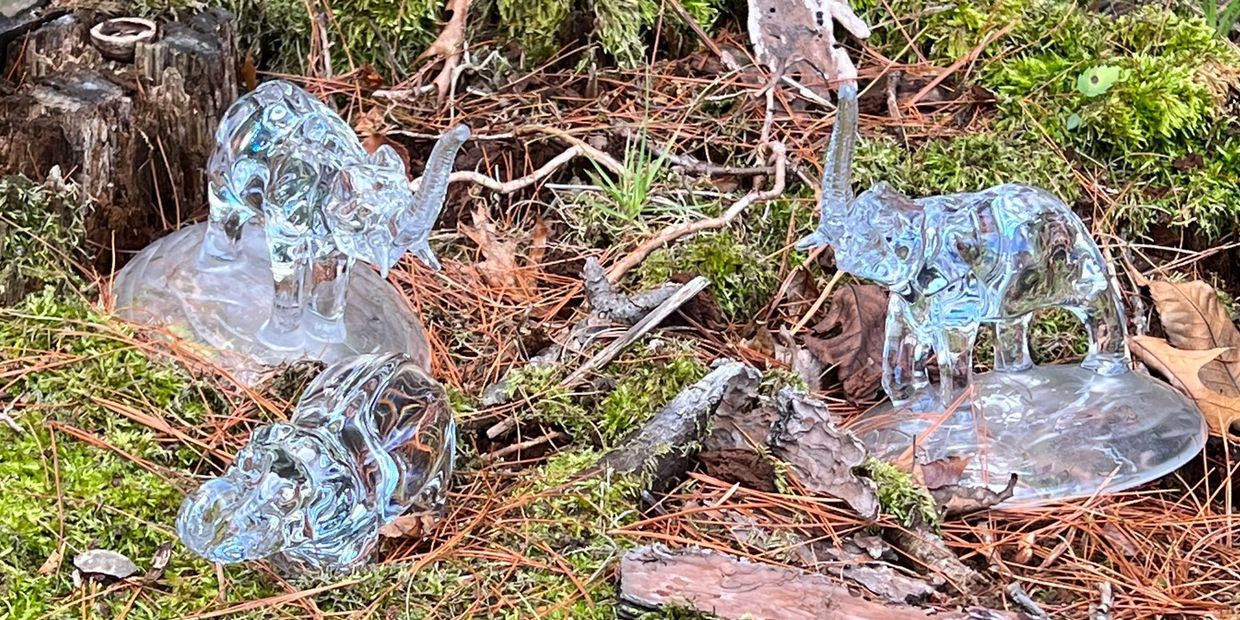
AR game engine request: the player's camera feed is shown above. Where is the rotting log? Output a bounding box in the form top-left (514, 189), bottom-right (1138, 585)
top-left (589, 360), bottom-right (761, 488)
top-left (0, 6), bottom-right (237, 268)
top-left (618, 544), bottom-right (1027, 620)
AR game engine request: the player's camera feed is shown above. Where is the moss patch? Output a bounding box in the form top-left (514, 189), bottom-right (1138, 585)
top-left (0, 289), bottom-right (277, 618)
top-left (638, 232), bottom-right (779, 323)
top-left (0, 175), bottom-right (87, 306)
top-left (504, 339), bottom-right (709, 447)
top-left (856, 0), bottom-right (1240, 237)
top-left (862, 457), bottom-right (939, 528)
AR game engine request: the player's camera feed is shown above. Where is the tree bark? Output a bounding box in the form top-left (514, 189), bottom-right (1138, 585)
top-left (0, 6), bottom-right (237, 269)
top-left (618, 544), bottom-right (1027, 620)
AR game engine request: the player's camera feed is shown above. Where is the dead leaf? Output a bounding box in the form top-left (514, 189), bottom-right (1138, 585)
top-left (929, 473), bottom-right (1018, 517)
top-left (768, 389), bottom-right (879, 519)
top-left (460, 206), bottom-right (533, 300)
top-left (141, 543), bottom-right (172, 584)
top-left (1130, 335), bottom-right (1240, 439)
top-left (803, 284), bottom-right (887, 402)
top-left (913, 456), bottom-right (970, 490)
top-left (528, 215), bottom-right (550, 267)
top-left (1098, 522), bottom-right (1138, 558)
top-left (1013, 532), bottom-right (1036, 565)
top-left (361, 134), bottom-right (412, 174)
top-left (37, 544), bottom-right (63, 576)
top-left (747, 0), bottom-right (870, 99)
top-left (1148, 279), bottom-right (1240, 397)
top-left (379, 513), bottom-right (433, 539)
top-left (240, 50), bottom-right (257, 92)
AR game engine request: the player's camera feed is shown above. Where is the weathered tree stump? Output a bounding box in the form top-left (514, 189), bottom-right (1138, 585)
top-left (0, 3), bottom-right (237, 269)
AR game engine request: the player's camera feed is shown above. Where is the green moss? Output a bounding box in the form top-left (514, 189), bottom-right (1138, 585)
top-left (504, 341), bottom-right (708, 446)
top-left (0, 290), bottom-right (277, 618)
top-left (193, 0), bottom-right (442, 77)
top-left (856, 0), bottom-right (1240, 237)
top-left (638, 232), bottom-right (779, 323)
top-left (862, 458), bottom-right (939, 528)
top-left (853, 132), bottom-right (1080, 202)
top-left (0, 175), bottom-right (87, 306)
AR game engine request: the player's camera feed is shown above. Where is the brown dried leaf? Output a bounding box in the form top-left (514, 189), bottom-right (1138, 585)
top-left (747, 0), bottom-right (870, 98)
top-left (141, 543), bottom-right (172, 584)
top-left (240, 50), bottom-right (258, 93)
top-left (36, 544), bottom-right (63, 576)
top-left (361, 134), bottom-right (412, 173)
top-left (379, 513), bottom-right (432, 539)
top-left (929, 473), bottom-right (1018, 517)
top-left (460, 207), bottom-right (532, 300)
top-left (1148, 279), bottom-right (1240, 397)
top-left (528, 215), bottom-right (550, 267)
top-left (1130, 335), bottom-right (1240, 439)
top-left (768, 389), bottom-right (879, 519)
top-left (804, 284), bottom-right (887, 402)
top-left (913, 455), bottom-right (970, 490)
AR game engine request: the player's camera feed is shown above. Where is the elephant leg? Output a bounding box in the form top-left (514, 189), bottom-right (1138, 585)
top-left (303, 253), bottom-right (353, 342)
top-left (257, 239), bottom-right (306, 351)
top-left (1072, 289), bottom-right (1129, 376)
top-left (199, 197), bottom-right (253, 266)
top-left (883, 296), bottom-right (930, 404)
top-left (934, 324), bottom-right (979, 406)
top-left (993, 314), bottom-right (1033, 372)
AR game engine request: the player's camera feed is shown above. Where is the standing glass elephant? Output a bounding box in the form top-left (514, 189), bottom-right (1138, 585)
top-left (201, 80), bottom-right (469, 350)
top-left (797, 82), bottom-right (1129, 406)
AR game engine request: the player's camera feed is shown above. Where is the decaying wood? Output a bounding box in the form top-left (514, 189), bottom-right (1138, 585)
top-left (768, 388), bottom-right (880, 519)
top-left (590, 360), bottom-right (761, 486)
top-left (581, 257), bottom-right (681, 324)
top-left (0, 8), bottom-right (237, 267)
top-left (482, 262), bottom-right (708, 437)
top-left (890, 525), bottom-right (987, 593)
top-left (618, 544), bottom-right (1026, 620)
top-left (562, 276), bottom-right (709, 388)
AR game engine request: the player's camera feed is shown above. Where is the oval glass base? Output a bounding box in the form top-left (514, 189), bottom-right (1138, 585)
top-left (849, 365), bottom-right (1207, 508)
top-left (111, 223), bottom-right (430, 386)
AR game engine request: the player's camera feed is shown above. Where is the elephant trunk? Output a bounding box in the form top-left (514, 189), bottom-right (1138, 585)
top-left (797, 81), bottom-right (859, 251)
top-left (404, 123), bottom-right (471, 269)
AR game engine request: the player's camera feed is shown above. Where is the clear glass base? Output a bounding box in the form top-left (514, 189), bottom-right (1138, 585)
top-left (111, 223), bottom-right (430, 386)
top-left (849, 365), bottom-right (1207, 508)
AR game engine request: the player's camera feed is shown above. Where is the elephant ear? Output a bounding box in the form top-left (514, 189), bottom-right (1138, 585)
top-left (367, 144), bottom-right (406, 172)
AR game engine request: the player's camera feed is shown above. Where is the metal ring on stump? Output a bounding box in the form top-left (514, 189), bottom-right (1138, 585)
top-left (89, 17), bottom-right (157, 62)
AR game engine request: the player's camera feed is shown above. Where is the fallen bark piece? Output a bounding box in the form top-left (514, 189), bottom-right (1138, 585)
top-left (890, 526), bottom-right (987, 593)
top-left (842, 564), bottom-right (937, 604)
top-left (593, 360), bottom-right (761, 486)
top-left (618, 544), bottom-right (1025, 620)
top-left (700, 448), bottom-right (777, 492)
top-left (931, 473), bottom-right (1019, 518)
top-left (768, 388), bottom-right (879, 519)
top-left (582, 257), bottom-right (680, 324)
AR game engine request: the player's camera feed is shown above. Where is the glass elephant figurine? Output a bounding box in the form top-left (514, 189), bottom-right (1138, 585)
top-left (797, 82), bottom-right (1129, 406)
top-left (201, 80), bottom-right (469, 350)
top-left (177, 353), bottom-right (456, 573)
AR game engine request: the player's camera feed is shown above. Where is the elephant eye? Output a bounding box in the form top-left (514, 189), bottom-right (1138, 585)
top-left (895, 246), bottom-right (910, 260)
